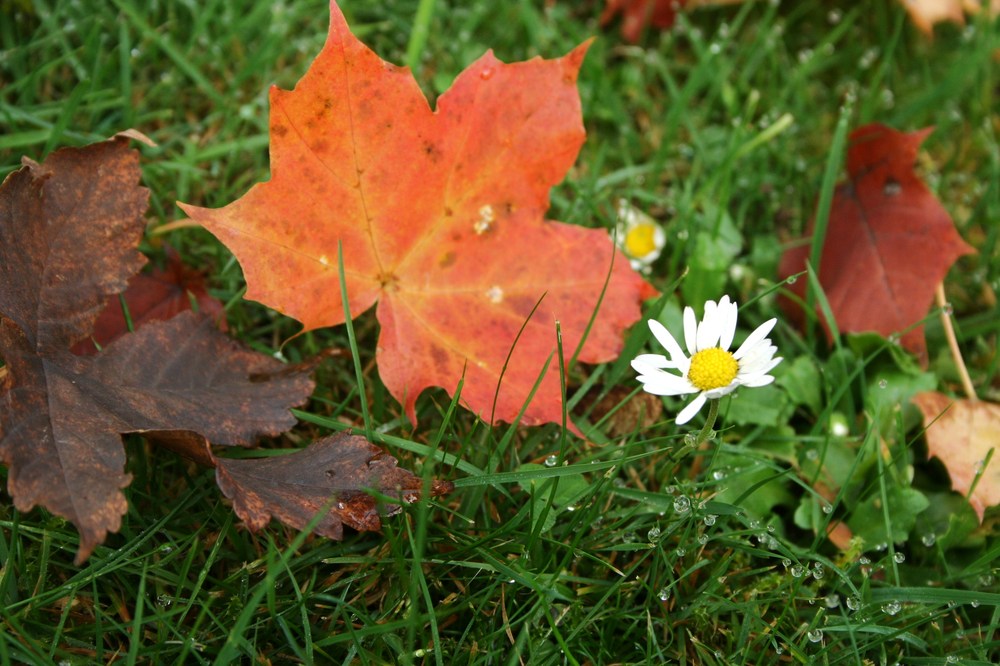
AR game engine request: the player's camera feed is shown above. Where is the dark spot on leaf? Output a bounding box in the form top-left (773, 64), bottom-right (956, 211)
top-left (438, 251), bottom-right (456, 268)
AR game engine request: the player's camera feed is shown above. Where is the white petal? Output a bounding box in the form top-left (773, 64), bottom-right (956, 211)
top-left (683, 306), bottom-right (697, 355)
top-left (676, 393), bottom-right (708, 425)
top-left (733, 318), bottom-right (777, 360)
top-left (631, 354), bottom-right (672, 373)
top-left (718, 297), bottom-right (738, 351)
top-left (638, 373), bottom-right (699, 396)
top-left (647, 320), bottom-right (688, 368)
top-left (697, 300), bottom-right (719, 350)
top-left (740, 373), bottom-right (776, 388)
top-left (705, 381), bottom-right (739, 399)
top-left (737, 344), bottom-right (777, 374)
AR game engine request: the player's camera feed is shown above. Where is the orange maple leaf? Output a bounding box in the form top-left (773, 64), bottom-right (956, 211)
top-left (180, 1), bottom-right (652, 429)
top-left (899, 0), bottom-right (1000, 36)
top-left (913, 392), bottom-right (1000, 522)
top-left (779, 124), bottom-right (974, 364)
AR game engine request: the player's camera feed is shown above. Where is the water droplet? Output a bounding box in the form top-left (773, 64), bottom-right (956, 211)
top-left (160, 544), bottom-right (173, 553)
top-left (781, 558), bottom-right (792, 569)
top-left (847, 596), bottom-right (862, 611)
top-left (859, 556), bottom-right (871, 565)
top-left (647, 526), bottom-right (662, 542)
top-left (878, 379), bottom-right (888, 389)
top-left (673, 495), bottom-right (691, 514)
top-left (479, 67), bottom-right (494, 80)
top-left (943, 302), bottom-right (954, 315)
top-left (786, 275), bottom-right (797, 285)
top-left (822, 503), bottom-right (833, 514)
top-left (774, 645), bottom-right (783, 655)
top-left (157, 594), bottom-right (173, 607)
top-left (882, 600), bottom-right (901, 616)
top-left (676, 547), bottom-right (687, 557)
top-left (812, 563), bottom-right (825, 580)
top-left (565, 505), bottom-right (577, 512)
top-left (827, 9), bottom-right (842, 23)
top-left (946, 656), bottom-right (959, 664)
top-left (485, 285), bottom-right (504, 304)
top-left (657, 587), bottom-right (670, 602)
top-left (544, 454), bottom-right (558, 468)
top-left (971, 599), bottom-right (980, 608)
top-left (875, 542), bottom-right (888, 552)
top-left (805, 449), bottom-right (819, 461)
top-left (703, 514), bottom-right (717, 526)
top-left (474, 204), bottom-right (495, 234)
top-left (806, 629), bottom-right (823, 643)
top-left (825, 594), bottom-right (841, 608)
top-left (921, 533), bottom-right (937, 547)
top-left (708, 42), bottom-right (722, 55)
top-left (893, 552), bottom-right (906, 564)
top-left (766, 524), bottom-right (775, 533)
top-left (698, 534), bottom-right (709, 545)
top-left (790, 565), bottom-right (806, 578)
top-left (683, 433), bottom-right (698, 446)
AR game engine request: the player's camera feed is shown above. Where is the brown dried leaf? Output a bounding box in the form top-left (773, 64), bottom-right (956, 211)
top-left (159, 431), bottom-right (454, 539)
top-left (0, 138), bottom-right (314, 563)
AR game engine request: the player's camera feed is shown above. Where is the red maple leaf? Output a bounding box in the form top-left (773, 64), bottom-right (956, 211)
top-left (779, 124), bottom-right (974, 363)
top-left (180, 1), bottom-right (652, 429)
top-left (71, 248), bottom-right (225, 355)
top-left (600, 0), bottom-right (688, 42)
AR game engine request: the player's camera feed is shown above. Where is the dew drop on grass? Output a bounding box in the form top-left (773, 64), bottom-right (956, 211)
top-left (859, 556), bottom-right (871, 565)
top-left (822, 503), bottom-right (833, 514)
top-left (673, 495), bottom-right (691, 514)
top-left (704, 514), bottom-right (717, 526)
top-left (825, 594), bottom-right (840, 608)
top-left (790, 564), bottom-right (806, 578)
top-left (922, 533), bottom-right (937, 547)
top-left (698, 534), bottom-right (709, 545)
top-left (878, 379), bottom-right (888, 389)
top-left (806, 629), bottom-right (823, 643)
top-left (893, 552), bottom-right (906, 564)
top-left (847, 596), bottom-right (862, 611)
top-left (647, 526), bottom-right (662, 542)
top-left (827, 9), bottom-right (842, 23)
top-left (658, 587), bottom-right (670, 602)
top-left (544, 454), bottom-right (558, 467)
top-left (882, 600), bottom-right (902, 616)
top-left (812, 563), bottom-right (825, 580)
top-left (970, 600), bottom-right (980, 608)
top-left (782, 558), bottom-right (792, 569)
top-left (675, 547), bottom-right (687, 557)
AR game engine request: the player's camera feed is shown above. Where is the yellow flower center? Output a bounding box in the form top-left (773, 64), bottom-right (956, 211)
top-left (687, 347), bottom-right (738, 391)
top-left (624, 223), bottom-right (658, 258)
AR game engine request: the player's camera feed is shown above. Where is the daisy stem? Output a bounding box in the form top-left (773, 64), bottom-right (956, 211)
top-left (687, 399), bottom-right (720, 479)
top-left (697, 399), bottom-right (720, 445)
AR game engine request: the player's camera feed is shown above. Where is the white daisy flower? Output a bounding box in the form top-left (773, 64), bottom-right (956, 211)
top-left (613, 198), bottom-right (666, 270)
top-left (632, 295), bottom-right (783, 425)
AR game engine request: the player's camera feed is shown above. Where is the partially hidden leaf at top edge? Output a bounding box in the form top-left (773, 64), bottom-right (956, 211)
top-left (180, 0), bottom-right (654, 430)
top-left (779, 124), bottom-right (974, 365)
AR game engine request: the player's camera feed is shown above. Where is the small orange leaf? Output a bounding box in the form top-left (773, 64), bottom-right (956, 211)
top-left (913, 391), bottom-right (1000, 522)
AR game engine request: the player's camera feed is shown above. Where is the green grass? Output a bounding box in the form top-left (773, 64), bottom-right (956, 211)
top-left (2, 0), bottom-right (1000, 663)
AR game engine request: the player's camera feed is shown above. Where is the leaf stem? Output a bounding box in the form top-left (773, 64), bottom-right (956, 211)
top-left (935, 283), bottom-right (976, 401)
